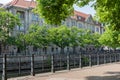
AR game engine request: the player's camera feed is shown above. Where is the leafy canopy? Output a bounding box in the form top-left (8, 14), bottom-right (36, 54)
top-left (35, 0), bottom-right (75, 25)
top-left (48, 25), bottom-right (71, 48)
top-left (78, 0), bottom-right (120, 31)
top-left (24, 25), bottom-right (50, 48)
top-left (36, 0), bottom-right (120, 31)
top-left (99, 27), bottom-right (120, 48)
top-left (0, 8), bottom-right (20, 42)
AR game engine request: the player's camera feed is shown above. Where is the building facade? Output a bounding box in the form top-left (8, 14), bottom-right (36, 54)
top-left (2, 0), bottom-right (104, 54)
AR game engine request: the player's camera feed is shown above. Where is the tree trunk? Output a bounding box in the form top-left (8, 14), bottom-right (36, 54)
top-left (60, 47), bottom-right (64, 54)
top-left (73, 46), bottom-right (76, 54)
top-left (44, 47), bottom-right (47, 54)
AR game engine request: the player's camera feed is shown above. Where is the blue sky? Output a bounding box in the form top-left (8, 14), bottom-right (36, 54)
top-left (0, 0), bottom-right (95, 16)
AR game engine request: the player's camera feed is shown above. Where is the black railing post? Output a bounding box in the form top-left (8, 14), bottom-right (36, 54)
top-left (42, 55), bottom-right (44, 71)
top-left (60, 54), bottom-right (62, 69)
top-left (67, 53), bottom-right (70, 70)
top-left (31, 54), bottom-right (35, 76)
top-left (104, 54), bottom-right (106, 64)
top-left (110, 54), bottom-right (112, 63)
top-left (89, 55), bottom-right (92, 67)
top-left (18, 56), bottom-right (21, 75)
top-left (51, 53), bottom-right (55, 73)
top-left (115, 53), bottom-right (117, 62)
top-left (119, 53), bottom-right (120, 62)
top-left (97, 54), bottom-right (99, 65)
top-left (74, 54), bottom-right (76, 68)
top-left (79, 53), bottom-right (82, 68)
top-left (2, 54), bottom-right (7, 80)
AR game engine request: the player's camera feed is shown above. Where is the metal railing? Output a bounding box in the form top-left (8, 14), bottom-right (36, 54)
top-left (0, 50), bottom-right (120, 80)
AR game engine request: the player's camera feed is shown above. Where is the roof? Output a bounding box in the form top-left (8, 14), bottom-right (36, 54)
top-left (74, 10), bottom-right (90, 19)
top-left (73, 10), bottom-right (101, 26)
top-left (71, 10), bottom-right (90, 22)
top-left (5, 0), bottom-right (101, 26)
top-left (6, 0), bottom-right (36, 9)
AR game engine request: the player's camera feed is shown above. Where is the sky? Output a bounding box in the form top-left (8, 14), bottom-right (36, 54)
top-left (0, 0), bottom-right (96, 16)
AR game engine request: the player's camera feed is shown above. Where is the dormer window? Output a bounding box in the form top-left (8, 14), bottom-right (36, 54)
top-left (17, 11), bottom-right (25, 19)
top-left (77, 16), bottom-right (82, 20)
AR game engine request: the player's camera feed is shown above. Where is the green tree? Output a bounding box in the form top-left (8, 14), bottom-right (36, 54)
top-left (70, 27), bottom-right (85, 53)
top-left (99, 27), bottom-right (120, 49)
top-left (35, 0), bottom-right (75, 25)
top-left (24, 25), bottom-right (50, 54)
top-left (91, 33), bottom-right (101, 48)
top-left (82, 30), bottom-right (101, 50)
top-left (36, 0), bottom-right (120, 31)
top-left (83, 30), bottom-right (92, 45)
top-left (49, 25), bottom-right (71, 54)
top-left (78, 0), bottom-right (120, 31)
top-left (6, 33), bottom-right (26, 53)
top-left (0, 8), bottom-right (20, 53)
top-left (0, 8), bottom-right (20, 41)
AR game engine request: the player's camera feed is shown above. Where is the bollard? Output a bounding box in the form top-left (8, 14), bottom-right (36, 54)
top-left (2, 54), bottom-right (7, 80)
top-left (31, 54), bottom-right (35, 76)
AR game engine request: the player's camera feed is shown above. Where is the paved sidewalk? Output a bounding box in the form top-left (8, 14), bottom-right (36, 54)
top-left (8, 63), bottom-right (120, 80)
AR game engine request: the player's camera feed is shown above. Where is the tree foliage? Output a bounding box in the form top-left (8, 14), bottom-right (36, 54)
top-left (6, 33), bottom-right (26, 51)
top-left (24, 25), bottom-right (50, 48)
top-left (99, 27), bottom-right (120, 48)
top-left (36, 0), bottom-right (120, 31)
top-left (49, 25), bottom-right (71, 53)
top-left (82, 30), bottom-right (101, 48)
top-left (24, 24), bottom-right (101, 53)
top-left (0, 8), bottom-right (20, 42)
top-left (69, 27), bottom-right (84, 47)
top-left (78, 0), bottom-right (120, 31)
top-left (35, 0), bottom-right (75, 25)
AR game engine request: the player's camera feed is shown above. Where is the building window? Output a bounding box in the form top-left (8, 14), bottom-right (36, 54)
top-left (32, 13), bottom-right (39, 21)
top-left (77, 16), bottom-right (82, 20)
top-left (71, 21), bottom-right (76, 26)
top-left (17, 11), bottom-right (25, 19)
top-left (33, 46), bottom-right (37, 52)
top-left (51, 47), bottom-right (54, 52)
top-left (66, 21), bottom-right (70, 27)
top-left (16, 23), bottom-right (24, 31)
top-left (43, 47), bottom-right (47, 52)
top-left (91, 26), bottom-right (95, 31)
top-left (78, 23), bottom-right (82, 28)
top-left (56, 47), bottom-right (58, 52)
top-left (96, 27), bottom-right (99, 32)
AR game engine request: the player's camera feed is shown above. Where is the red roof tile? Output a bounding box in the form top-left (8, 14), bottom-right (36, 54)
top-left (72, 10), bottom-right (90, 22)
top-left (74, 10), bottom-right (90, 19)
top-left (7, 0), bottom-right (36, 8)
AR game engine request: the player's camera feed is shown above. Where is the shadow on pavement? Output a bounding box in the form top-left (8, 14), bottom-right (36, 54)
top-left (86, 72), bottom-right (120, 80)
